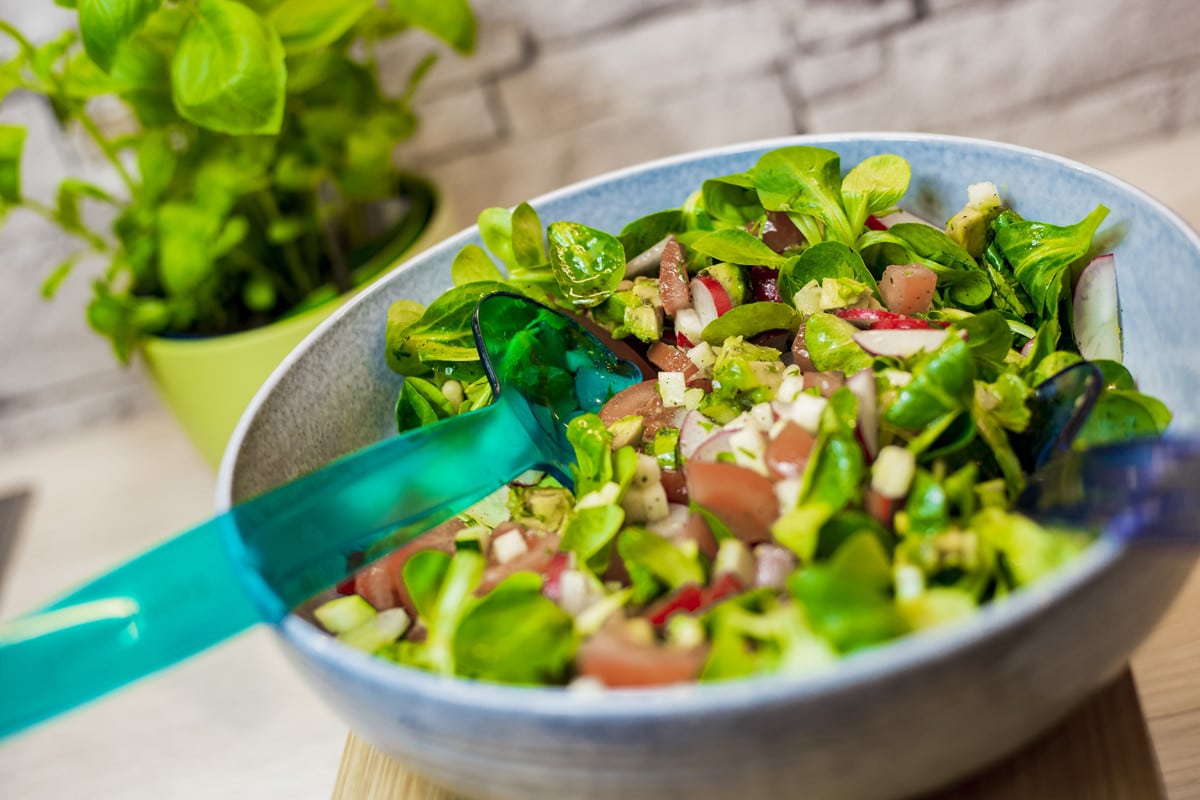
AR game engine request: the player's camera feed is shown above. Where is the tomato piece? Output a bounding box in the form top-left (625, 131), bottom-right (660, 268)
top-left (354, 519), bottom-right (461, 614)
top-left (685, 461), bottom-right (778, 545)
top-left (765, 421), bottom-right (816, 480)
top-left (658, 236), bottom-right (691, 315)
top-left (879, 263), bottom-right (938, 316)
top-left (577, 621), bottom-right (709, 687)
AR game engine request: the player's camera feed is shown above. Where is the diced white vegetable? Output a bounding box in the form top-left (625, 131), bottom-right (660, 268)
top-left (682, 387), bottom-right (705, 410)
top-left (773, 392), bottom-right (827, 433)
top-left (623, 482), bottom-right (670, 523)
top-left (966, 181), bottom-right (1001, 209)
top-left (1072, 253), bottom-right (1122, 361)
top-left (750, 402), bottom-right (776, 430)
top-left (775, 477), bottom-right (802, 514)
top-left (647, 503), bottom-right (692, 540)
top-left (657, 371), bottom-right (688, 408)
top-left (686, 340), bottom-right (717, 371)
top-left (776, 374), bottom-right (808, 404)
top-left (666, 615), bottom-right (706, 649)
top-left (894, 565), bottom-right (926, 601)
top-left (491, 529), bottom-right (529, 565)
top-left (632, 453), bottom-right (662, 489)
top-left (871, 445), bottom-right (916, 499)
top-left (576, 481), bottom-right (622, 509)
top-left (558, 569), bottom-right (598, 616)
top-left (713, 538), bottom-right (755, 585)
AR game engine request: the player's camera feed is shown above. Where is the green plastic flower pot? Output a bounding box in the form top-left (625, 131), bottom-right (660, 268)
top-left (142, 183), bottom-right (455, 469)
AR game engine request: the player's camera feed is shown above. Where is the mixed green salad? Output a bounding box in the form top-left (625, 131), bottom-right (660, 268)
top-left (313, 146), bottom-right (1170, 688)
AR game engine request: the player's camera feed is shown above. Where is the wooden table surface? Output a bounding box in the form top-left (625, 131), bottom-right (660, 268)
top-left (330, 130), bottom-right (1200, 800)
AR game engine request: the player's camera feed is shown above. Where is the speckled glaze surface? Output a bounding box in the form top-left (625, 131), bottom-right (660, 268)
top-left (217, 134), bottom-right (1200, 800)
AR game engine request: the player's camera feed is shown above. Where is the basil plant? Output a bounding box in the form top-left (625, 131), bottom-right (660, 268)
top-left (0, 0), bottom-right (475, 360)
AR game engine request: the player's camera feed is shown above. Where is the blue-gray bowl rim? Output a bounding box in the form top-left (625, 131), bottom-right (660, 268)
top-left (216, 130), bottom-right (1200, 720)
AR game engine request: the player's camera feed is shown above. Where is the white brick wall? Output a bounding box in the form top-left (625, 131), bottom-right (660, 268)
top-left (1, 0), bottom-right (1198, 448)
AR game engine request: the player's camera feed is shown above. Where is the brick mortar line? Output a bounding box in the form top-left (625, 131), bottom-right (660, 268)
top-left (941, 56), bottom-right (1198, 135)
top-left (525, 0), bottom-right (758, 51)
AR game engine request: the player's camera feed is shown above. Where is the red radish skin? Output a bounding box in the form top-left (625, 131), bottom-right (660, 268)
top-left (879, 263), bottom-right (938, 316)
top-left (542, 552), bottom-right (573, 602)
top-left (765, 421), bottom-right (816, 480)
top-left (645, 573), bottom-right (746, 626)
top-left (853, 328), bottom-right (950, 359)
top-left (686, 461), bottom-right (779, 545)
top-left (834, 307), bottom-right (947, 330)
top-left (865, 215), bottom-right (888, 231)
top-left (689, 429), bottom-right (736, 464)
top-left (690, 275), bottom-right (733, 327)
top-left (645, 585), bottom-right (706, 626)
top-left (659, 237), bottom-right (691, 316)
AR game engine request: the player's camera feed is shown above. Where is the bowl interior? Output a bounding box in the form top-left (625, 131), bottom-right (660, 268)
top-left (217, 132), bottom-right (1200, 710)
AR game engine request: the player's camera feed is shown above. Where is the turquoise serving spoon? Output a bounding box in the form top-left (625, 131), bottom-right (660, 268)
top-left (0, 292), bottom-right (642, 739)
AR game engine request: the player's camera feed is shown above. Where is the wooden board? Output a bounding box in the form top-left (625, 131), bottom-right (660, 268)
top-left (332, 669), bottom-right (1163, 800)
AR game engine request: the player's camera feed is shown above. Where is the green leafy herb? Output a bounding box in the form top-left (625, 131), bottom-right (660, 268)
top-left (547, 221), bottom-right (626, 308)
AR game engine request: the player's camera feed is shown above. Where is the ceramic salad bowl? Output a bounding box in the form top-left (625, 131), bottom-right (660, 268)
top-left (216, 134), bottom-right (1200, 800)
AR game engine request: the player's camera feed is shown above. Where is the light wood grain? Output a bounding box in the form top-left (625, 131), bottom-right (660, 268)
top-left (331, 671), bottom-right (1164, 800)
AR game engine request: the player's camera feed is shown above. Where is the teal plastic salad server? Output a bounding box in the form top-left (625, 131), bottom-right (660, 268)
top-left (0, 292), bottom-right (642, 739)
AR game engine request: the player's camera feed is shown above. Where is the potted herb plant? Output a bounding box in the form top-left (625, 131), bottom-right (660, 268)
top-left (0, 0), bottom-right (474, 466)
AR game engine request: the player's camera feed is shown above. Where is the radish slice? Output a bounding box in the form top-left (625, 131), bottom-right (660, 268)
top-left (674, 308), bottom-right (704, 347)
top-left (690, 429), bottom-right (735, 463)
top-left (833, 307), bottom-right (945, 330)
top-left (853, 328), bottom-right (950, 358)
top-left (847, 368), bottom-right (878, 459)
top-left (678, 410), bottom-right (720, 460)
top-left (870, 209), bottom-right (940, 229)
top-left (1072, 253), bottom-right (1122, 361)
top-left (690, 275), bottom-right (732, 328)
